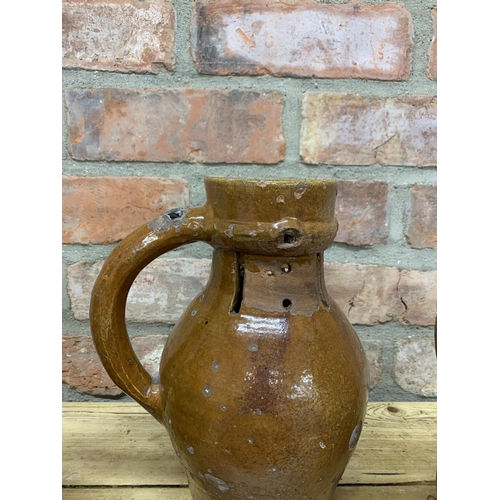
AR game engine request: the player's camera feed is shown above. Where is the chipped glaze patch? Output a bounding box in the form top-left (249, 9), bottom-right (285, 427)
top-left (147, 208), bottom-right (187, 233)
top-left (205, 473), bottom-right (229, 492)
top-left (349, 421), bottom-right (362, 450)
top-left (294, 182), bottom-right (307, 199)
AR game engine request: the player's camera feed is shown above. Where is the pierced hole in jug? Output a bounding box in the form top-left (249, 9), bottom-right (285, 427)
top-left (166, 208), bottom-right (184, 220)
top-left (279, 228), bottom-right (300, 248)
top-left (283, 232), bottom-right (296, 244)
top-left (281, 263), bottom-right (291, 273)
top-left (282, 299), bottom-right (292, 309)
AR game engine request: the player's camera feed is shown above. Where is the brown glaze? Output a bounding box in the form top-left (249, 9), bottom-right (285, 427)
top-left (91, 178), bottom-right (369, 499)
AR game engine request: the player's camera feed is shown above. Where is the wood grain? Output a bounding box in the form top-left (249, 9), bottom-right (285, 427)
top-left (62, 484), bottom-right (437, 500)
top-left (63, 402), bottom-right (436, 489)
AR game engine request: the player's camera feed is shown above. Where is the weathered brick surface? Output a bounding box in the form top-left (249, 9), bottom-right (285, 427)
top-left (63, 336), bottom-right (120, 396)
top-left (335, 180), bottom-right (390, 246)
top-left (392, 337), bottom-right (437, 397)
top-left (324, 263), bottom-right (404, 325)
top-left (301, 93), bottom-right (437, 166)
top-left (405, 184), bottom-right (437, 249)
top-left (65, 88), bottom-right (285, 163)
top-left (62, 335), bottom-right (167, 397)
top-left (362, 339), bottom-right (383, 389)
top-left (62, 0), bottom-right (175, 74)
top-left (63, 335), bottom-right (382, 395)
top-left (67, 258), bottom-right (212, 322)
top-left (192, 0), bottom-right (413, 80)
top-left (426, 8), bottom-right (437, 80)
top-left (68, 258), bottom-right (435, 327)
top-left (62, 176), bottom-right (189, 244)
top-left (399, 270), bottom-right (437, 327)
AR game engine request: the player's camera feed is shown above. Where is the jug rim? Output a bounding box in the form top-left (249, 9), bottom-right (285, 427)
top-left (204, 177), bottom-right (337, 187)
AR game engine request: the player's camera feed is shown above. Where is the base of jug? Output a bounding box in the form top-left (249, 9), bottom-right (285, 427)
top-left (186, 471), bottom-right (341, 500)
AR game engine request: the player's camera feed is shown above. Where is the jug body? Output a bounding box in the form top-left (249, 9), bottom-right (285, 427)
top-left (90, 178), bottom-right (369, 500)
top-left (162, 249), bottom-right (368, 499)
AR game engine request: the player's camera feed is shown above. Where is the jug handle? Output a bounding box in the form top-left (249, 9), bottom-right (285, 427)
top-left (90, 206), bottom-right (211, 424)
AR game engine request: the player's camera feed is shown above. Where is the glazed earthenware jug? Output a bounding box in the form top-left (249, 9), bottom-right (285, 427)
top-left (91, 177), bottom-right (369, 500)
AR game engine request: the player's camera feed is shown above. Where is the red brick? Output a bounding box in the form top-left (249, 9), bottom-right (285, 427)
top-left (392, 337), bottom-right (436, 397)
top-left (398, 270), bottom-right (437, 327)
top-left (405, 185), bottom-right (437, 249)
top-left (62, 0), bottom-right (175, 73)
top-left (426, 8), bottom-right (437, 80)
top-left (325, 264), bottom-right (437, 327)
top-left (63, 335), bottom-right (167, 397)
top-left (63, 336), bottom-right (120, 396)
top-left (67, 258), bottom-right (212, 322)
top-left (301, 93), bottom-right (437, 166)
top-left (62, 177), bottom-right (189, 244)
top-left (65, 88), bottom-right (285, 163)
top-left (192, 0), bottom-right (413, 80)
top-left (68, 258), bottom-right (436, 327)
top-left (361, 340), bottom-right (383, 389)
top-left (335, 180), bottom-right (390, 246)
top-left (324, 263), bottom-right (404, 325)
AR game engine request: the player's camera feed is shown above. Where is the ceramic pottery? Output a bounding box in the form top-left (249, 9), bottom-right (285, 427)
top-left (90, 177), bottom-right (369, 500)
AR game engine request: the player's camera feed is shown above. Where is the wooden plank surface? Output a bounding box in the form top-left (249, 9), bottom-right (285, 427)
top-left (62, 484), bottom-right (437, 500)
top-left (63, 402), bottom-right (436, 488)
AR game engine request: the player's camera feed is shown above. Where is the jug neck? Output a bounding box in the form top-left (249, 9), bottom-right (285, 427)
top-left (202, 178), bottom-right (339, 257)
top-left (208, 249), bottom-right (330, 318)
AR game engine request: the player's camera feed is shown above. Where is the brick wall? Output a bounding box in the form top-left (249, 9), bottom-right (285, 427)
top-left (62, 0), bottom-right (437, 402)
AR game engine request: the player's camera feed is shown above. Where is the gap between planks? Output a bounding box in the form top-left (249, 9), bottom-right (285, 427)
top-left (62, 484), bottom-right (437, 500)
top-left (63, 402), bottom-right (436, 488)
